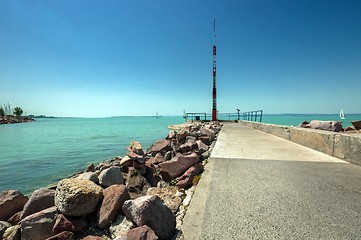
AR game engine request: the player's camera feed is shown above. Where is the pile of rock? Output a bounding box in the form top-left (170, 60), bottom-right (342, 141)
top-left (0, 116), bottom-right (34, 124)
top-left (0, 121), bottom-right (221, 240)
top-left (299, 120), bottom-right (361, 133)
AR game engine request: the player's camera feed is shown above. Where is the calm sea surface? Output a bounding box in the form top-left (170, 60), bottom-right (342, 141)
top-left (1, 114), bottom-right (360, 195)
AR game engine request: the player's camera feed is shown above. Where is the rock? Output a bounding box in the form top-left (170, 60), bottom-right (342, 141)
top-left (8, 211), bottom-right (22, 225)
top-left (20, 206), bottom-right (58, 240)
top-left (21, 188), bottom-right (55, 219)
top-left (133, 161), bottom-right (146, 175)
top-left (126, 225), bottom-right (158, 240)
top-left (53, 214), bottom-right (88, 234)
top-left (309, 120), bottom-right (343, 132)
top-left (128, 141), bottom-right (144, 156)
top-left (109, 215), bottom-right (135, 239)
top-left (95, 161), bottom-right (111, 172)
top-left (298, 120), bottom-right (310, 128)
top-left (0, 221), bottom-right (11, 238)
top-left (179, 140), bottom-right (198, 154)
top-left (176, 128), bottom-right (189, 143)
top-left (0, 190), bottom-right (28, 221)
top-left (2, 225), bottom-right (21, 240)
top-left (126, 168), bottom-right (151, 199)
top-left (164, 151), bottom-right (173, 161)
top-left (196, 140), bottom-right (209, 154)
top-left (45, 231), bottom-right (74, 240)
top-left (143, 165), bottom-right (161, 188)
top-left (197, 136), bottom-right (211, 146)
top-left (98, 166), bottom-right (124, 187)
top-left (81, 236), bottom-right (104, 240)
top-left (120, 155), bottom-right (133, 168)
top-left (122, 195), bottom-right (176, 240)
top-left (344, 126), bottom-right (357, 132)
top-left (85, 164), bottom-right (95, 172)
top-left (167, 130), bottom-right (177, 140)
top-left (147, 153), bottom-right (165, 165)
top-left (55, 178), bottom-right (103, 217)
top-left (200, 127), bottom-right (216, 141)
top-left (176, 162), bottom-right (204, 189)
top-left (170, 141), bottom-right (181, 153)
top-left (146, 187), bottom-right (182, 213)
top-left (127, 152), bottom-right (144, 164)
top-left (147, 140), bottom-right (171, 156)
top-left (98, 184), bottom-right (130, 229)
top-left (77, 172), bottom-right (99, 183)
top-left (158, 153), bottom-right (199, 181)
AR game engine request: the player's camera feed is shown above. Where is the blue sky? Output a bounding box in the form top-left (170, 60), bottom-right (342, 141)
top-left (1, 0), bottom-right (360, 117)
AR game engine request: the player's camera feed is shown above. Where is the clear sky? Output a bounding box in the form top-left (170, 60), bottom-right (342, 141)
top-left (1, 0), bottom-right (360, 117)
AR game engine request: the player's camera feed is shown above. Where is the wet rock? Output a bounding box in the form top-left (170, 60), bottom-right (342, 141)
top-left (2, 225), bottom-right (21, 240)
top-left (77, 172), bottom-right (99, 183)
top-left (45, 231), bottom-right (74, 240)
top-left (21, 188), bottom-right (55, 219)
top-left (122, 195), bottom-right (175, 240)
top-left (98, 166), bottom-right (124, 187)
top-left (0, 190), bottom-right (28, 221)
top-left (98, 184), bottom-right (130, 229)
top-left (20, 206), bottom-right (58, 240)
top-left (53, 214), bottom-right (88, 234)
top-left (147, 140), bottom-right (171, 156)
top-left (55, 178), bottom-right (103, 217)
top-left (109, 215), bottom-right (135, 239)
top-left (176, 162), bottom-right (204, 189)
top-left (126, 225), bottom-right (158, 240)
top-left (159, 153), bottom-right (199, 181)
top-left (309, 120), bottom-right (343, 132)
top-left (126, 168), bottom-right (151, 199)
top-left (146, 187), bottom-right (182, 213)
top-left (85, 164), bottom-right (95, 172)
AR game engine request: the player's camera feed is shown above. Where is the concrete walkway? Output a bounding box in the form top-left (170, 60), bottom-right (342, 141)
top-left (182, 122), bottom-right (361, 239)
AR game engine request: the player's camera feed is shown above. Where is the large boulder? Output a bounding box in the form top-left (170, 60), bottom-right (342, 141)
top-left (21, 188), bottom-right (55, 219)
top-left (309, 120), bottom-right (343, 132)
top-left (158, 153), bottom-right (199, 181)
top-left (20, 206), bottom-right (58, 240)
top-left (146, 187), bottom-right (182, 213)
top-left (54, 178), bottom-right (103, 217)
top-left (97, 184), bottom-right (130, 229)
top-left (0, 190), bottom-right (28, 221)
top-left (147, 140), bottom-right (171, 156)
top-left (122, 195), bottom-right (175, 240)
top-left (98, 166), bottom-right (124, 187)
top-left (176, 162), bottom-right (204, 189)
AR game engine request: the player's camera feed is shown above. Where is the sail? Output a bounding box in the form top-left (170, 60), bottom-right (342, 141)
top-left (340, 109), bottom-right (345, 119)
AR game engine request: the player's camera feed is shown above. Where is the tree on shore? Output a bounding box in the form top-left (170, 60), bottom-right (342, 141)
top-left (13, 107), bottom-right (23, 116)
top-left (0, 107), bottom-right (5, 116)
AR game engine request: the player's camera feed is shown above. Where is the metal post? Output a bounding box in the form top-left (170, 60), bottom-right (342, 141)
top-left (212, 18), bottom-right (217, 121)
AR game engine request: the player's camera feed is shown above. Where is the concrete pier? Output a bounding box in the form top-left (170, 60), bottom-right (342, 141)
top-left (182, 122), bottom-right (361, 239)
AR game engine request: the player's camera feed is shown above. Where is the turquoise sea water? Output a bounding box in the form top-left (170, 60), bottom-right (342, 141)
top-left (1, 114), bottom-right (360, 195)
top-left (0, 116), bottom-right (184, 195)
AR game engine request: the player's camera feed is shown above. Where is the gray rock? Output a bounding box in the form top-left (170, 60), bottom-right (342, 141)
top-left (20, 206), bottom-right (58, 240)
top-left (77, 172), bottom-right (99, 183)
top-left (309, 120), bottom-right (343, 132)
top-left (122, 195), bottom-right (176, 240)
top-left (98, 166), bottom-right (124, 187)
top-left (0, 190), bottom-right (28, 221)
top-left (97, 184), bottom-right (130, 229)
top-left (21, 188), bottom-right (55, 219)
top-left (85, 163), bottom-right (95, 172)
top-left (0, 221), bottom-right (11, 238)
top-left (54, 178), bottom-right (103, 217)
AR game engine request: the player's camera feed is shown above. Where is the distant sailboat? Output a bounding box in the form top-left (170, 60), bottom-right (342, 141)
top-left (156, 112), bottom-right (159, 119)
top-left (340, 109), bottom-right (346, 119)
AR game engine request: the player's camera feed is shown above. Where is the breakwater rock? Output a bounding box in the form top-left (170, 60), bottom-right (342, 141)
top-left (0, 116), bottom-right (35, 124)
top-left (0, 121), bottom-right (221, 240)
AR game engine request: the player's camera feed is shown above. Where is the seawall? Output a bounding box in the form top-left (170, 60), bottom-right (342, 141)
top-left (239, 121), bottom-right (361, 166)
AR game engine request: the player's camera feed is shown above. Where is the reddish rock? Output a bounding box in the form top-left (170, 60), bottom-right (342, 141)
top-left (45, 231), bottom-right (74, 240)
top-left (159, 153), bottom-right (199, 181)
top-left (0, 190), bottom-right (28, 221)
top-left (53, 214), bottom-right (88, 234)
top-left (20, 206), bottom-right (58, 240)
top-left (176, 128), bottom-right (189, 143)
top-left (127, 151), bottom-right (144, 164)
top-left (198, 136), bottom-right (211, 146)
top-left (176, 162), bottom-right (204, 189)
top-left (127, 225), bottom-right (158, 240)
top-left (7, 211), bottom-right (22, 225)
top-left (21, 188), bottom-right (55, 219)
top-left (122, 195), bottom-right (175, 240)
top-left (98, 184), bottom-right (130, 229)
top-left (85, 163), bottom-right (95, 172)
top-left (309, 120), bottom-right (343, 132)
top-left (200, 127), bottom-right (216, 141)
top-left (196, 140), bottom-right (209, 154)
top-left (179, 140), bottom-right (198, 154)
top-left (147, 139), bottom-right (171, 156)
top-left (147, 153), bottom-right (165, 165)
top-left (81, 236), bottom-right (104, 240)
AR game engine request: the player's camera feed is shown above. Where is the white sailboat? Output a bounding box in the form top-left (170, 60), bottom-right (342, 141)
top-left (340, 109), bottom-right (346, 119)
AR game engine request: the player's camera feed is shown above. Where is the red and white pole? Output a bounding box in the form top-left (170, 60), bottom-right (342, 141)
top-left (212, 18), bottom-right (217, 121)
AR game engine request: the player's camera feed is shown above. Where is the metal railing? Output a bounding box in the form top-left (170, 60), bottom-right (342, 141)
top-left (184, 110), bottom-right (263, 122)
top-left (240, 110), bottom-right (263, 122)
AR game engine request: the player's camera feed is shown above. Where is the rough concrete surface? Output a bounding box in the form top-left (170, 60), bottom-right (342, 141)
top-left (183, 123), bottom-right (361, 239)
